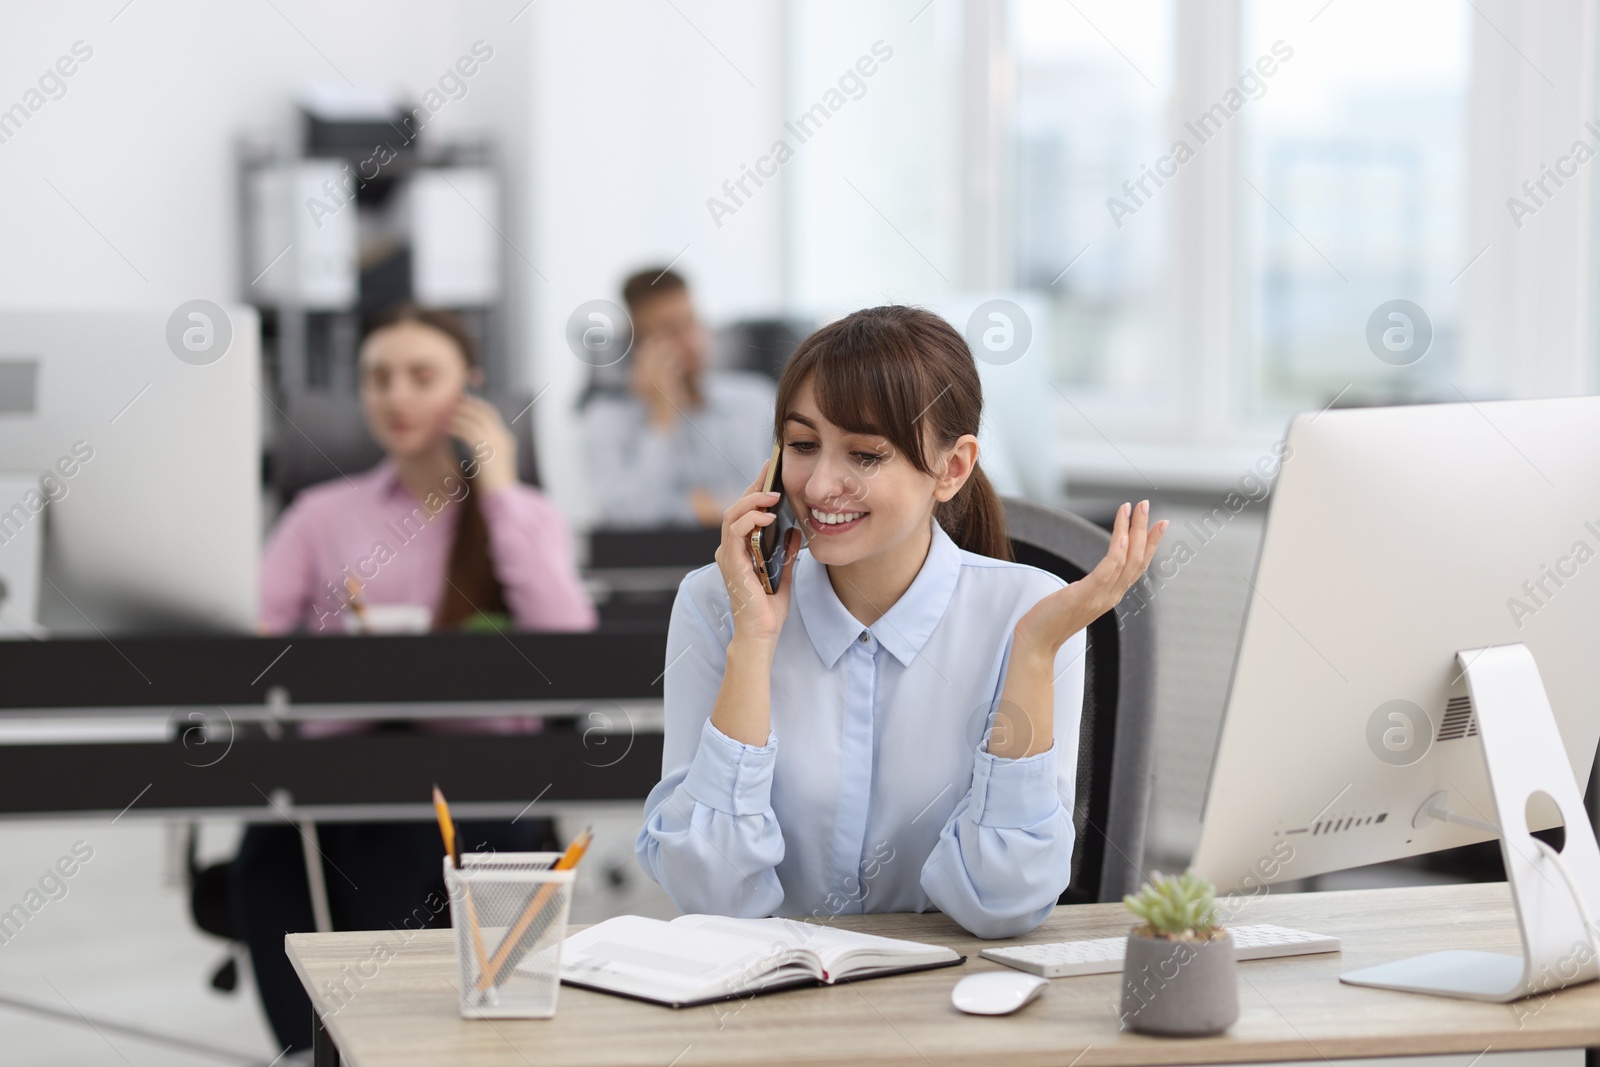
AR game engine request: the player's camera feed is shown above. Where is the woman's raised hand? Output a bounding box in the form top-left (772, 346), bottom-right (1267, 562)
top-left (713, 458), bottom-right (801, 652)
top-left (449, 394), bottom-right (517, 494)
top-left (1014, 500), bottom-right (1168, 656)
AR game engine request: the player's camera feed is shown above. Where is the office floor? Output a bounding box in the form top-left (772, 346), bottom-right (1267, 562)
top-left (0, 818), bottom-right (274, 1065)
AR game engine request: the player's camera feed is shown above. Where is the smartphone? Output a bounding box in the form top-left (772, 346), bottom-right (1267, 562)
top-left (449, 384), bottom-right (486, 477)
top-left (748, 441), bottom-right (797, 594)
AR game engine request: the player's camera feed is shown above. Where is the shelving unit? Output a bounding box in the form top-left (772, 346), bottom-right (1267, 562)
top-left (236, 101), bottom-right (512, 505)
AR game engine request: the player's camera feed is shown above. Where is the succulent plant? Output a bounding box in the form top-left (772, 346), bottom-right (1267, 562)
top-left (1123, 870), bottom-right (1222, 940)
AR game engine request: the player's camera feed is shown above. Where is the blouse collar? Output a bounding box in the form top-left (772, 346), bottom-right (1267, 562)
top-left (794, 515), bottom-right (963, 670)
top-left (367, 459), bottom-right (408, 500)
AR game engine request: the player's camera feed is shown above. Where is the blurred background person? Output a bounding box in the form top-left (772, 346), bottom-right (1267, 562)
top-left (261, 303), bottom-right (596, 633)
top-left (580, 268), bottom-right (776, 529)
top-left (239, 303), bottom-right (593, 1053)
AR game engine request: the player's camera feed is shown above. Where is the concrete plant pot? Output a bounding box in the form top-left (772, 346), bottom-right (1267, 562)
top-left (1118, 926), bottom-right (1239, 1036)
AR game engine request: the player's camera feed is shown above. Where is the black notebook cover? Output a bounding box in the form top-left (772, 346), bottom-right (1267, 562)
top-left (560, 953), bottom-right (968, 1009)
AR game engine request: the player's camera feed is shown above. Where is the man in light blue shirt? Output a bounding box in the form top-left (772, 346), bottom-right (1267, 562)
top-left (580, 268), bottom-right (775, 529)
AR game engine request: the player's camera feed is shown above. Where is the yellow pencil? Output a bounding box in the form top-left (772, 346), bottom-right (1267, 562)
top-left (345, 575), bottom-right (369, 629)
top-left (433, 786), bottom-right (490, 984)
top-left (477, 827), bottom-right (592, 991)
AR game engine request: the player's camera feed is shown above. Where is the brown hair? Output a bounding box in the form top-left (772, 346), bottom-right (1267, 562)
top-left (772, 305), bottom-right (1012, 560)
top-left (621, 266), bottom-right (688, 314)
top-left (362, 303), bottom-right (509, 629)
top-left (619, 266), bottom-right (705, 408)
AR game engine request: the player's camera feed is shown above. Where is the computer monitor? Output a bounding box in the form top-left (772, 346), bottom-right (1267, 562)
top-left (0, 307), bottom-right (260, 634)
top-left (1191, 395), bottom-right (1600, 1001)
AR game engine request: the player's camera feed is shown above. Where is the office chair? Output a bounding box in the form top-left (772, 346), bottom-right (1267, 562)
top-left (713, 317), bottom-right (810, 381)
top-left (1002, 496), bottom-right (1159, 906)
top-left (575, 316), bottom-right (810, 412)
top-left (269, 388), bottom-right (544, 503)
top-left (183, 824), bottom-right (244, 993)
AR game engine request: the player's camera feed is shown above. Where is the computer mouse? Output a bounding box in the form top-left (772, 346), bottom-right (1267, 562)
top-left (951, 970), bottom-right (1048, 1015)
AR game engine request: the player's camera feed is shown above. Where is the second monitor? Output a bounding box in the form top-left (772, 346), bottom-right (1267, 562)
top-left (0, 307), bottom-right (261, 635)
top-left (1192, 395), bottom-right (1600, 1000)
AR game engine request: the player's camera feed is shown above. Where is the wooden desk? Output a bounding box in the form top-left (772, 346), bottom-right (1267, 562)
top-left (287, 882), bottom-right (1600, 1067)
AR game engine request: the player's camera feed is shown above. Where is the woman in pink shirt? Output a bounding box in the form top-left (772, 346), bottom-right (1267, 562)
top-left (260, 304), bottom-right (596, 634)
top-left (239, 305), bottom-right (595, 1053)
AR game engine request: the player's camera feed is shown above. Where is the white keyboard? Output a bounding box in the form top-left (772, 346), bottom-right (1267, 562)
top-left (979, 923), bottom-right (1340, 978)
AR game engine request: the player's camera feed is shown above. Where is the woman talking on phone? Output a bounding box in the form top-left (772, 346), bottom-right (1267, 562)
top-left (260, 303), bottom-right (595, 633)
top-left (242, 304), bottom-right (593, 1053)
top-left (635, 305), bottom-right (1168, 938)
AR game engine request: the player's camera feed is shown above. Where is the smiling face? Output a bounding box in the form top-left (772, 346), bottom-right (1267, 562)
top-left (782, 375), bottom-right (967, 567)
top-left (359, 320), bottom-right (477, 459)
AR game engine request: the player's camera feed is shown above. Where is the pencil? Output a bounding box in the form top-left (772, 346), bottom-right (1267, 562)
top-left (432, 784), bottom-right (460, 868)
top-left (345, 575), bottom-right (369, 630)
top-left (433, 786), bottom-right (490, 986)
top-left (477, 827), bottom-right (592, 991)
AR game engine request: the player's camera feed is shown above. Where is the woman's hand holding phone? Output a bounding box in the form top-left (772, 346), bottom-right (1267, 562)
top-left (714, 458), bottom-right (801, 653)
top-left (449, 395), bottom-right (517, 494)
top-left (707, 458), bottom-right (800, 747)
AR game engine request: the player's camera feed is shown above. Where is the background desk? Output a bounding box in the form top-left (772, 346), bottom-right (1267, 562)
top-left (0, 630), bottom-right (668, 821)
top-left (287, 882), bottom-right (1600, 1067)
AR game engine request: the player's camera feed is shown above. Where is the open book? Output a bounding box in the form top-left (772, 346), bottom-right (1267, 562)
top-left (548, 914), bottom-right (964, 1007)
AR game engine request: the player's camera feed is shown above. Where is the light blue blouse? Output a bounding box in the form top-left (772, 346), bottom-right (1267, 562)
top-left (634, 515), bottom-right (1087, 939)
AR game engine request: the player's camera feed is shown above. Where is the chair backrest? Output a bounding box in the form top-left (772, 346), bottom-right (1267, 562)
top-left (712, 317), bottom-right (810, 381)
top-left (271, 389), bottom-right (543, 503)
top-left (574, 316), bottom-right (811, 411)
top-left (1002, 496), bottom-right (1158, 905)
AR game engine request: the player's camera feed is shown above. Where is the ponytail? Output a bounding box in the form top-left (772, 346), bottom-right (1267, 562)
top-left (434, 478), bottom-right (509, 629)
top-left (935, 463), bottom-right (1013, 562)
top-left (362, 303), bottom-right (511, 628)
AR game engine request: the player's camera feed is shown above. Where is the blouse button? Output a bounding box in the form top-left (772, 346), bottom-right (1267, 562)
top-left (859, 631), bottom-right (869, 643)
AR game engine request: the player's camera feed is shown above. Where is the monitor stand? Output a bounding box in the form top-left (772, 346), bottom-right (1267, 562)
top-left (1340, 643), bottom-right (1600, 1002)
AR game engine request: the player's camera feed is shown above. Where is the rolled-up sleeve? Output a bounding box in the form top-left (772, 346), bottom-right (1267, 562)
top-left (919, 626), bottom-right (1086, 938)
top-left (634, 576), bottom-right (786, 917)
top-left (683, 717), bottom-right (777, 815)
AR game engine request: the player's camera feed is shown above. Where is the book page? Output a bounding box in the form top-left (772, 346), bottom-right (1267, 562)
top-left (674, 915), bottom-right (819, 954)
top-left (674, 915), bottom-right (956, 977)
top-left (557, 916), bottom-right (817, 1002)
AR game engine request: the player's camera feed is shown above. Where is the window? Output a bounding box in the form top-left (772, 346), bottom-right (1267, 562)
top-left (1012, 0), bottom-right (1178, 405)
top-left (783, 1), bottom-right (963, 315)
top-left (1237, 0), bottom-right (1471, 422)
top-left (780, 0), bottom-right (1591, 461)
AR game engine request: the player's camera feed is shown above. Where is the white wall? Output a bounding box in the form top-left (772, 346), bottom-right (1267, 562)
top-left (785, 0), bottom-right (966, 318)
top-left (0, 0), bottom-right (787, 526)
top-left (0, 1), bottom-right (530, 308)
top-left (1461, 0), bottom-right (1599, 400)
top-left (525, 0), bottom-right (785, 525)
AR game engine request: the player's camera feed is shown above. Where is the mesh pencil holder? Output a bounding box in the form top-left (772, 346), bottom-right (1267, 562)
top-left (444, 852), bottom-right (575, 1019)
